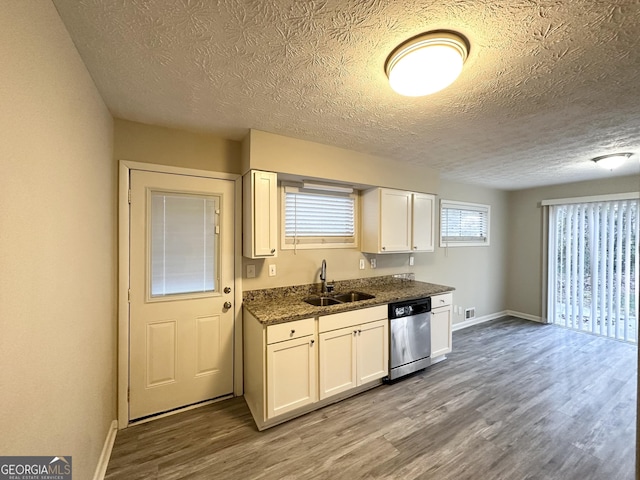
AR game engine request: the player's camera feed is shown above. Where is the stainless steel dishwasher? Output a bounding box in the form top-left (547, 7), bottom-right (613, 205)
top-left (387, 297), bottom-right (431, 380)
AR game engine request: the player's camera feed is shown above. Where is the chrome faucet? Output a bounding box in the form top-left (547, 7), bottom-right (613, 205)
top-left (320, 259), bottom-right (327, 294)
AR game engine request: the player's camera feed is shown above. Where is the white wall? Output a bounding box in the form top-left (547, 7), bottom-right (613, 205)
top-left (0, 3), bottom-right (115, 479)
top-left (243, 179), bottom-right (509, 326)
top-left (507, 174), bottom-right (640, 318)
top-left (114, 118), bottom-right (242, 174)
top-left (115, 121), bottom-right (508, 326)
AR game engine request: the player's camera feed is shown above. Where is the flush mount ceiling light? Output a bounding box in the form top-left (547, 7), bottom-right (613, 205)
top-left (591, 152), bottom-right (634, 170)
top-left (385, 30), bottom-right (469, 97)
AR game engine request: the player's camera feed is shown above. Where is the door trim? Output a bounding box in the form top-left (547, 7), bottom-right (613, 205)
top-left (118, 160), bottom-right (242, 429)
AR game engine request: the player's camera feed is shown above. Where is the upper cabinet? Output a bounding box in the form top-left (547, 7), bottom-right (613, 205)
top-left (411, 193), bottom-right (435, 252)
top-left (361, 188), bottom-right (435, 254)
top-left (243, 170), bottom-right (277, 258)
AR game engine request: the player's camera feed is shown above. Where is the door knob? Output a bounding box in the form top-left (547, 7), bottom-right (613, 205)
top-left (223, 301), bottom-right (232, 309)
top-left (224, 287), bottom-right (231, 294)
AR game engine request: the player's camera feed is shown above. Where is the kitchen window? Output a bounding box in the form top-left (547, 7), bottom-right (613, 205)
top-left (281, 184), bottom-right (358, 250)
top-left (440, 200), bottom-right (490, 247)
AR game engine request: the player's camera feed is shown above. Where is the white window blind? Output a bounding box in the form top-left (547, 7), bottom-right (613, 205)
top-left (440, 200), bottom-right (490, 247)
top-left (282, 186), bottom-right (357, 249)
top-left (547, 199), bottom-right (638, 343)
top-left (150, 192), bottom-right (217, 297)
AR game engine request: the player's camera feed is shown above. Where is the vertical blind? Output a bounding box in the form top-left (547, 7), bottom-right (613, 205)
top-left (150, 192), bottom-right (217, 296)
top-left (547, 199), bottom-right (638, 342)
top-left (440, 200), bottom-right (490, 246)
top-left (284, 187), bottom-right (356, 246)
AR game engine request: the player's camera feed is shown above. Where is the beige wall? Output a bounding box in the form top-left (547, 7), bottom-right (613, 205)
top-left (244, 129), bottom-right (440, 194)
top-left (507, 174), bottom-right (640, 318)
top-left (0, 3), bottom-right (115, 479)
top-left (243, 179), bottom-right (509, 326)
top-left (114, 118), bottom-right (242, 173)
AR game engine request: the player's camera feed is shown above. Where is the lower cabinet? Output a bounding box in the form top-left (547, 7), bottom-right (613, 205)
top-left (319, 307), bottom-right (388, 400)
top-left (431, 292), bottom-right (453, 358)
top-left (244, 304), bottom-right (388, 430)
top-left (266, 334), bottom-right (317, 419)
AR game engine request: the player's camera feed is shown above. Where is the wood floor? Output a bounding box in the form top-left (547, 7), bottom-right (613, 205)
top-left (106, 317), bottom-right (637, 480)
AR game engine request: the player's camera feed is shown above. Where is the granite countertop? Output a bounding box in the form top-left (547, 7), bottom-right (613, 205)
top-left (243, 274), bottom-right (455, 325)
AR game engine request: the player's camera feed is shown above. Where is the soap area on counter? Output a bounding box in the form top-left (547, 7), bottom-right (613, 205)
top-left (242, 273), bottom-right (454, 430)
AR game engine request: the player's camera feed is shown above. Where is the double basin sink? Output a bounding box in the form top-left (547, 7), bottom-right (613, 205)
top-left (304, 291), bottom-right (375, 306)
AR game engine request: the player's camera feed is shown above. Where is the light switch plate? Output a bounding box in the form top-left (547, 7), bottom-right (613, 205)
top-left (359, 259), bottom-right (365, 270)
top-left (409, 255), bottom-right (414, 266)
top-left (268, 264), bottom-right (276, 277)
top-left (246, 264), bottom-right (256, 278)
top-left (370, 258), bottom-right (376, 269)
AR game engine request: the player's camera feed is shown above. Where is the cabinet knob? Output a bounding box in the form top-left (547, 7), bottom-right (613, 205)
top-left (358, 329), bottom-right (362, 335)
top-left (223, 301), bottom-right (232, 309)
top-left (271, 248), bottom-right (276, 254)
top-left (353, 330), bottom-right (357, 336)
top-left (413, 246), bottom-right (417, 250)
top-left (382, 246), bottom-right (386, 250)
top-left (310, 339), bottom-right (315, 346)
top-left (290, 329), bottom-right (296, 335)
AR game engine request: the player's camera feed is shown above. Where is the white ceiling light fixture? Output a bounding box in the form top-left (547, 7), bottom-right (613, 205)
top-left (385, 30), bottom-right (470, 97)
top-left (591, 152), bottom-right (633, 170)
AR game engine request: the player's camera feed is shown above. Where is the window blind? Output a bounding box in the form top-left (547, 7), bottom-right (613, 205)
top-left (283, 187), bottom-right (356, 247)
top-left (150, 192), bottom-right (217, 296)
top-left (440, 200), bottom-right (490, 246)
top-left (547, 199), bottom-right (638, 342)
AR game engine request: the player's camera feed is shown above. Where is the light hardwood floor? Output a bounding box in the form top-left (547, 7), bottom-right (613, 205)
top-left (106, 317), bottom-right (637, 480)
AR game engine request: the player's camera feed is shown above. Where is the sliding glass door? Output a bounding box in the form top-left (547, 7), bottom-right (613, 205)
top-left (547, 198), bottom-right (638, 343)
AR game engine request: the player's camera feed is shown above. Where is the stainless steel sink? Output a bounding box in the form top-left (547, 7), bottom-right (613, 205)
top-left (304, 296), bottom-right (342, 306)
top-left (332, 291), bottom-right (376, 303)
top-left (303, 291), bottom-right (375, 306)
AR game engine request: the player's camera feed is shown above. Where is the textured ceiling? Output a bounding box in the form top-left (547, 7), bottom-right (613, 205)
top-left (53, 0), bottom-right (640, 190)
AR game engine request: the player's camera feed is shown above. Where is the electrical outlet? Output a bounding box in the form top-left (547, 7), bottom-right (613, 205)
top-left (409, 255), bottom-right (414, 266)
top-left (246, 264), bottom-right (256, 278)
top-left (359, 259), bottom-right (365, 270)
top-left (268, 264), bottom-right (276, 277)
top-left (370, 258), bottom-right (377, 269)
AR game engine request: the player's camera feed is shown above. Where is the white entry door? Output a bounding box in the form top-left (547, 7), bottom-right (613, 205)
top-left (129, 170), bottom-right (235, 420)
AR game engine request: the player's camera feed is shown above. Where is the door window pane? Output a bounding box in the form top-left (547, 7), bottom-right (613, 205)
top-left (150, 192), bottom-right (218, 297)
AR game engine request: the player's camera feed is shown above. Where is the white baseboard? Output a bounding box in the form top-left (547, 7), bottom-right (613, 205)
top-left (93, 420), bottom-right (118, 480)
top-left (452, 311), bottom-right (508, 331)
top-left (506, 310), bottom-right (544, 323)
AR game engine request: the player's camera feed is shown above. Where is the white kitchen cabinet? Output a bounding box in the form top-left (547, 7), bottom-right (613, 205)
top-left (412, 193), bottom-right (435, 252)
top-left (318, 326), bottom-right (357, 398)
top-left (244, 312), bottom-right (317, 429)
top-left (243, 170), bottom-right (277, 258)
top-left (431, 292), bottom-right (453, 359)
top-left (266, 334), bottom-right (317, 419)
top-left (362, 188), bottom-right (435, 253)
top-left (318, 306), bottom-right (388, 400)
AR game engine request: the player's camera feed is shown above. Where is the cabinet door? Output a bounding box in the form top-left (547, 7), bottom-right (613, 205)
top-left (319, 327), bottom-right (357, 400)
top-left (412, 193), bottom-right (434, 252)
top-left (379, 189), bottom-right (412, 252)
top-left (356, 319), bottom-right (389, 385)
top-left (267, 335), bottom-right (317, 419)
top-left (431, 307), bottom-right (452, 358)
top-left (244, 170), bottom-right (277, 258)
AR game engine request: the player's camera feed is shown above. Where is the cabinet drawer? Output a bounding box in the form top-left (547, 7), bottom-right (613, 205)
top-left (319, 305), bottom-right (387, 333)
top-left (431, 292), bottom-right (453, 308)
top-left (267, 317), bottom-right (315, 344)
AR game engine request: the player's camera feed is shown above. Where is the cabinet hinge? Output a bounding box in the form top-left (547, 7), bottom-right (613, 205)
top-left (127, 289), bottom-right (131, 302)
top-left (128, 189), bottom-right (131, 204)
top-left (127, 388), bottom-right (130, 402)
